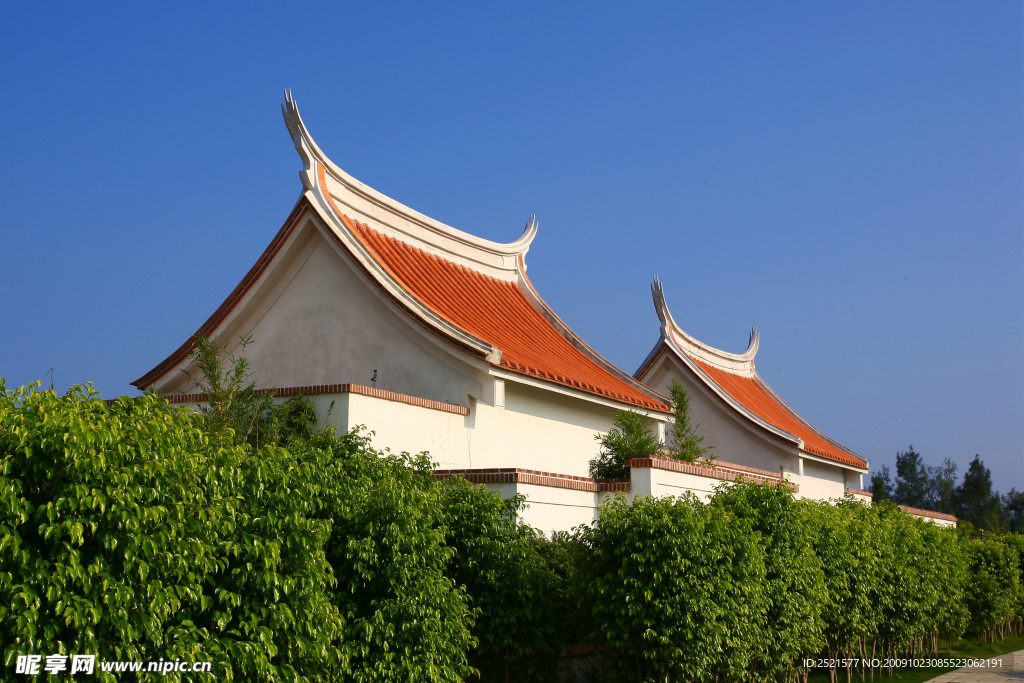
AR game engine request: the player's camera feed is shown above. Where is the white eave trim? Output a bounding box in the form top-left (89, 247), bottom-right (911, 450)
top-left (489, 366), bottom-right (670, 418)
top-left (282, 90), bottom-right (534, 279)
top-left (652, 276), bottom-right (759, 375)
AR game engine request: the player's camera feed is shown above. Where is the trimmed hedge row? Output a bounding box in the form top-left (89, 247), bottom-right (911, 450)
top-left (578, 486), bottom-right (1023, 682)
top-left (2, 382), bottom-right (1022, 682)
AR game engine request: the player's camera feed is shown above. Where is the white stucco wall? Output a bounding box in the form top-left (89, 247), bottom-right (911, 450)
top-left (489, 482), bottom-right (601, 535)
top-left (302, 378), bottom-right (663, 478)
top-left (305, 392), bottom-right (472, 470)
top-left (793, 457), bottom-right (847, 501)
top-left (469, 381), bottom-right (625, 477)
top-left (631, 465), bottom-right (728, 503)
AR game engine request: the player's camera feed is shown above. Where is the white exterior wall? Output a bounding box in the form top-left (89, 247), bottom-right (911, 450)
top-left (304, 379), bottom-right (653, 476)
top-left (307, 392), bottom-right (472, 470)
top-left (631, 466), bottom-right (729, 503)
top-left (470, 382), bottom-right (623, 477)
top-left (159, 220), bottom-right (486, 408)
top-left (489, 483), bottom-right (601, 536)
top-left (793, 458), bottom-right (848, 501)
top-left (239, 233), bottom-right (481, 406)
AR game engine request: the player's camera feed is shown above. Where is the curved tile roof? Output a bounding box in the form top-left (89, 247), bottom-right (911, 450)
top-left (343, 214), bottom-right (668, 412)
top-left (689, 355), bottom-right (866, 468)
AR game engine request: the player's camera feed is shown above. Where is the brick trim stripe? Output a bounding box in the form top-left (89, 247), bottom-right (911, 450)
top-left (629, 455), bottom-right (798, 490)
top-left (899, 505), bottom-right (957, 523)
top-left (709, 459), bottom-right (782, 480)
top-left (434, 468), bottom-right (630, 493)
top-left (656, 450), bottom-right (782, 480)
top-left (846, 487), bottom-right (873, 497)
top-left (162, 383), bottom-right (469, 415)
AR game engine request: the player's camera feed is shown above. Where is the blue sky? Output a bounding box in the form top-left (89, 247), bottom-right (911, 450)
top-left (1, 2), bottom-right (1021, 488)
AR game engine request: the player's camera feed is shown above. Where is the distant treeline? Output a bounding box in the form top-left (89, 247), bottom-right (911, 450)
top-left (870, 446), bottom-right (1023, 532)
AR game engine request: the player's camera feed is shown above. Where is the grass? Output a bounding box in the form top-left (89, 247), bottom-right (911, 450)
top-left (806, 633), bottom-right (1023, 683)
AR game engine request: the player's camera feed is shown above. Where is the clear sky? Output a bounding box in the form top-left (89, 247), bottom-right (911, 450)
top-left (1, 2), bottom-right (1021, 488)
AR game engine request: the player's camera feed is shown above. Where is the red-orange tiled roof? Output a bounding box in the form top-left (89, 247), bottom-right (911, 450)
top-left (689, 356), bottom-right (866, 468)
top-left (343, 215), bottom-right (668, 412)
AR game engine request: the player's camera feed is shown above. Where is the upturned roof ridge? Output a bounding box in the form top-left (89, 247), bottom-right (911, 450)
top-left (282, 90), bottom-right (534, 280)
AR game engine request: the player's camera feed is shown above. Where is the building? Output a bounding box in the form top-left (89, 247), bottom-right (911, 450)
top-left (634, 277), bottom-right (870, 502)
top-left (132, 94), bottom-right (951, 530)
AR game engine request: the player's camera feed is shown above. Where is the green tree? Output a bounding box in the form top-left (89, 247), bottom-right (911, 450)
top-left (870, 465), bottom-right (893, 501)
top-left (711, 483), bottom-right (826, 682)
top-left (666, 379), bottom-right (713, 463)
top-left (0, 381), bottom-right (344, 681)
top-left (964, 535), bottom-right (1021, 643)
top-left (925, 458), bottom-right (958, 515)
top-left (577, 494), bottom-right (767, 683)
top-left (588, 410), bottom-right (662, 480)
top-left (1002, 489), bottom-right (1024, 533)
top-left (181, 335), bottom-right (275, 447)
top-left (299, 433), bottom-right (476, 681)
top-left (894, 445), bottom-right (928, 508)
top-left (956, 455), bottom-right (1004, 530)
top-left (437, 478), bottom-right (571, 682)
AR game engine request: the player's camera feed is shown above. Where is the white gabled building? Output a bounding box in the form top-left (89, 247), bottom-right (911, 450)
top-left (634, 277), bottom-right (872, 502)
top-left (135, 93), bottom-right (673, 532)
top-left (133, 94), bottom-right (961, 531)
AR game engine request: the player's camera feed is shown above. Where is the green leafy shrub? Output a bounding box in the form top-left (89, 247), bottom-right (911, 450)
top-left (437, 477), bottom-right (574, 682)
top-left (965, 535), bottom-right (1022, 644)
top-left (576, 493), bottom-right (767, 683)
top-left (296, 431), bottom-right (476, 681)
top-left (710, 482), bottom-right (826, 681)
top-left (588, 410), bottom-right (662, 480)
top-left (0, 381), bottom-right (343, 681)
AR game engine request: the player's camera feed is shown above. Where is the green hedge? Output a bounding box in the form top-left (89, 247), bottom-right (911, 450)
top-left (2, 380), bottom-right (1022, 682)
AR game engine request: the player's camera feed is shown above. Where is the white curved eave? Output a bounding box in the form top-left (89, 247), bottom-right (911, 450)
top-left (652, 275), bottom-right (759, 374)
top-left (282, 90), bottom-right (534, 279)
top-left (302, 185), bottom-right (503, 366)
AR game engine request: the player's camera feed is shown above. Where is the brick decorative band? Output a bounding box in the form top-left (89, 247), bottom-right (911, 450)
top-left (899, 504), bottom-right (957, 523)
top-left (434, 468), bottom-right (630, 493)
top-left (657, 450), bottom-right (782, 480)
top-left (628, 455), bottom-right (798, 490)
top-left (846, 487), bottom-right (873, 497)
top-left (160, 383), bottom-right (469, 415)
top-left (709, 459), bottom-right (782, 480)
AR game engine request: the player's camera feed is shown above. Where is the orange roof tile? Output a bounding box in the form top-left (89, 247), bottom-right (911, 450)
top-left (689, 356), bottom-right (866, 468)
top-left (343, 215), bottom-right (668, 412)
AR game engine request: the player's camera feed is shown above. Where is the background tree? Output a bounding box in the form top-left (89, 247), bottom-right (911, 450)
top-left (666, 379), bottom-right (713, 462)
top-left (894, 445), bottom-right (928, 507)
top-left (956, 455), bottom-right (1004, 530)
top-left (870, 465), bottom-right (893, 502)
top-left (1002, 489), bottom-right (1024, 534)
top-left (925, 458), bottom-right (959, 515)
